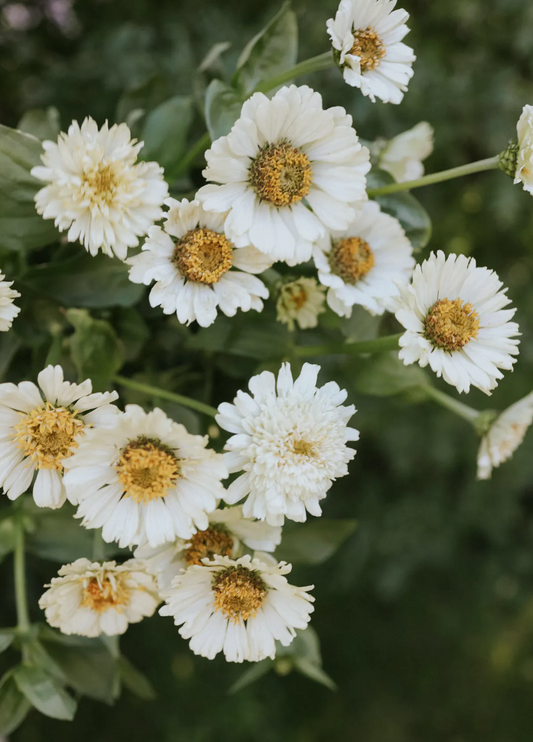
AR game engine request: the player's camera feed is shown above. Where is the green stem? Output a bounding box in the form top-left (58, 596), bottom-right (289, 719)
top-left (293, 333), bottom-right (402, 358)
top-left (114, 375), bottom-right (218, 418)
top-left (14, 522), bottom-right (30, 634)
top-left (424, 385), bottom-right (480, 426)
top-left (173, 131), bottom-right (211, 178)
top-left (368, 156), bottom-right (500, 197)
top-left (254, 51), bottom-right (335, 94)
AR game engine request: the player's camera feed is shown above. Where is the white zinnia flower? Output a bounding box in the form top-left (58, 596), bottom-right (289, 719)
top-left (39, 558), bottom-right (160, 637)
top-left (216, 362), bottom-right (358, 526)
top-left (326, 0), bottom-right (415, 104)
top-left (135, 505), bottom-right (282, 591)
top-left (477, 392), bottom-right (533, 480)
top-left (63, 405), bottom-right (228, 549)
top-left (515, 104), bottom-right (533, 195)
top-left (160, 554), bottom-right (314, 663)
top-left (0, 365), bottom-right (118, 509)
top-left (313, 200), bottom-right (415, 317)
top-left (379, 122), bottom-right (434, 182)
top-left (395, 251), bottom-right (520, 395)
top-left (31, 117), bottom-right (168, 260)
top-left (276, 278), bottom-right (326, 331)
top-left (127, 198), bottom-right (270, 328)
top-left (0, 271), bottom-right (20, 332)
top-left (198, 85), bottom-right (370, 266)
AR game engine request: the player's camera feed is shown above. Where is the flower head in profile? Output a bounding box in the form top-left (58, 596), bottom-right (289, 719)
top-left (327, 0), bottom-right (415, 104)
top-left (160, 554), bottom-right (314, 663)
top-left (128, 198), bottom-right (270, 328)
top-left (216, 362), bottom-right (358, 526)
top-left (39, 558), bottom-right (160, 637)
top-left (64, 405), bottom-right (228, 549)
top-left (0, 271), bottom-right (20, 332)
top-left (276, 277), bottom-right (326, 331)
top-left (31, 117), bottom-right (168, 260)
top-left (477, 392), bottom-right (533, 480)
top-left (198, 85), bottom-right (370, 266)
top-left (513, 104), bottom-right (533, 194)
top-left (314, 200), bottom-right (414, 317)
top-left (379, 122), bottom-right (434, 183)
top-left (395, 251), bottom-right (520, 394)
top-left (0, 365), bottom-right (118, 508)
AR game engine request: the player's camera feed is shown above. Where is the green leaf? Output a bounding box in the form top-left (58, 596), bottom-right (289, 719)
top-left (14, 665), bottom-right (77, 720)
top-left (187, 319), bottom-right (290, 360)
top-left (353, 352), bottom-right (430, 397)
top-left (67, 309), bottom-right (125, 391)
top-left (0, 673), bottom-right (32, 736)
top-left (141, 96), bottom-right (194, 178)
top-left (276, 519), bottom-right (357, 565)
top-left (114, 307), bottom-right (150, 362)
top-left (204, 79), bottom-right (244, 141)
top-left (293, 658), bottom-right (337, 691)
top-left (115, 76), bottom-right (173, 128)
top-left (117, 656), bottom-right (156, 701)
top-left (42, 637), bottom-right (118, 703)
top-left (340, 305), bottom-right (381, 343)
top-left (0, 631), bottom-right (15, 654)
top-left (26, 504), bottom-right (109, 563)
top-left (17, 108), bottom-right (61, 142)
top-left (0, 332), bottom-right (21, 381)
top-left (233, 2), bottom-right (298, 93)
top-left (228, 660), bottom-right (274, 694)
top-left (0, 516), bottom-right (17, 564)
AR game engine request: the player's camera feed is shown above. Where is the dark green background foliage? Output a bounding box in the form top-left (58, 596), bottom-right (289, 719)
top-left (1, 0), bottom-right (533, 740)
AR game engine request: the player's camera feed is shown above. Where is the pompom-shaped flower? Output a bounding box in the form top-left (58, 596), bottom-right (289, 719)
top-left (135, 506), bottom-right (282, 590)
top-left (39, 558), bottom-right (160, 637)
top-left (326, 0), bottom-right (415, 104)
top-left (477, 392), bottom-right (533, 480)
top-left (379, 122), bottom-right (434, 183)
top-left (198, 85), bottom-right (370, 266)
top-left (276, 277), bottom-right (326, 331)
top-left (31, 117), bottom-right (168, 260)
top-left (395, 251), bottom-right (520, 395)
top-left (514, 105), bottom-right (533, 194)
top-left (160, 554), bottom-right (314, 663)
top-left (127, 198), bottom-right (270, 328)
top-left (0, 365), bottom-right (118, 508)
top-left (0, 271), bottom-right (20, 332)
top-left (216, 363), bottom-right (358, 526)
top-left (314, 200), bottom-right (414, 317)
top-left (64, 405), bottom-right (228, 549)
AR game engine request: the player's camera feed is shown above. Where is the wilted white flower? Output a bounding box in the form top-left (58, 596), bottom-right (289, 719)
top-left (0, 365), bottom-right (118, 508)
top-left (198, 85), bottom-right (370, 266)
top-left (135, 506), bottom-right (282, 591)
top-left (160, 554), bottom-right (314, 663)
top-left (326, 0), bottom-right (415, 104)
top-left (39, 558), bottom-right (160, 637)
top-left (379, 122), bottom-right (434, 182)
top-left (0, 271), bottom-right (20, 332)
top-left (313, 200), bottom-right (414, 317)
top-left (276, 278), bottom-right (326, 331)
top-left (216, 362), bottom-right (358, 526)
top-left (514, 105), bottom-right (533, 195)
top-left (31, 117), bottom-right (168, 260)
top-left (64, 405), bottom-right (228, 549)
top-left (127, 198), bottom-right (270, 328)
top-left (477, 392), bottom-right (533, 480)
top-left (395, 251), bottom-right (520, 395)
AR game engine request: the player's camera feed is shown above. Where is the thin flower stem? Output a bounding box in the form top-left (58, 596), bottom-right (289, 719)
top-left (424, 385), bottom-right (480, 426)
top-left (254, 51), bottom-right (335, 94)
top-left (368, 156), bottom-right (500, 197)
top-left (114, 375), bottom-right (218, 418)
top-left (293, 333), bottom-right (402, 358)
top-left (14, 522), bottom-right (30, 634)
top-left (173, 131), bottom-right (211, 178)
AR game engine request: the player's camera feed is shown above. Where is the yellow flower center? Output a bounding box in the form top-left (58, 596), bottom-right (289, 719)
top-left (329, 237), bottom-right (375, 284)
top-left (213, 566), bottom-right (267, 623)
top-left (81, 161), bottom-right (123, 207)
top-left (424, 298), bottom-right (480, 352)
top-left (81, 573), bottom-right (130, 613)
top-left (249, 141), bottom-right (313, 207)
top-left (14, 403), bottom-right (84, 471)
top-left (350, 26), bottom-right (386, 71)
top-left (173, 228), bottom-right (233, 285)
top-left (115, 437), bottom-right (180, 504)
top-left (184, 527), bottom-right (234, 566)
top-left (291, 438), bottom-right (317, 457)
top-left (288, 288), bottom-right (308, 310)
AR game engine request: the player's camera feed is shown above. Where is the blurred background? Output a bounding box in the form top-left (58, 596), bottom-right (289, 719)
top-left (2, 0), bottom-right (533, 740)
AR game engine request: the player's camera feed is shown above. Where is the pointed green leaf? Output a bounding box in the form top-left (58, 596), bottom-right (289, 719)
top-left (42, 638), bottom-right (118, 703)
top-left (353, 352), bottom-right (430, 397)
top-left (18, 108), bottom-right (61, 142)
top-left (0, 673), bottom-right (32, 735)
top-left (14, 665), bottom-right (77, 720)
top-left (0, 631), bottom-right (15, 654)
top-left (205, 80), bottom-right (244, 141)
top-left (141, 95), bottom-right (194, 178)
top-left (293, 658), bottom-right (337, 691)
top-left (67, 309), bottom-right (125, 391)
top-left (117, 656), bottom-right (156, 701)
top-left (228, 660), bottom-right (274, 694)
top-left (276, 519), bottom-right (357, 565)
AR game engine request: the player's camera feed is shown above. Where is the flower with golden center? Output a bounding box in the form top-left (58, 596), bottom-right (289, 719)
top-left (160, 555), bottom-right (315, 663)
top-left (276, 278), bottom-right (326, 331)
top-left (0, 270), bottom-right (20, 332)
top-left (0, 365), bottom-right (118, 509)
top-left (39, 558), bottom-right (160, 637)
top-left (64, 405), bottom-right (228, 549)
top-left (128, 198), bottom-right (271, 328)
top-left (248, 142), bottom-right (313, 207)
top-left (477, 392), bottom-right (533, 480)
top-left (395, 251), bottom-right (520, 394)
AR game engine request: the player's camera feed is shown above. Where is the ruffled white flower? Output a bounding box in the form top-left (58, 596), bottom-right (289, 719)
top-left (135, 505), bottom-right (282, 591)
top-left (326, 0), bottom-right (415, 104)
top-left (39, 558), bottom-right (159, 637)
top-left (127, 198), bottom-right (270, 328)
top-left (314, 200), bottom-right (414, 317)
top-left (198, 85), bottom-right (370, 267)
top-left (379, 122), bottom-right (434, 182)
top-left (276, 278), bottom-right (326, 331)
top-left (64, 405), bottom-right (228, 549)
top-left (0, 271), bottom-right (20, 332)
top-left (31, 117), bottom-right (168, 260)
top-left (216, 362), bottom-right (358, 526)
top-left (477, 392), bottom-right (533, 480)
top-left (160, 554), bottom-right (314, 663)
top-left (0, 365), bottom-right (118, 509)
top-left (395, 251), bottom-right (520, 395)
top-left (515, 105), bottom-right (533, 194)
